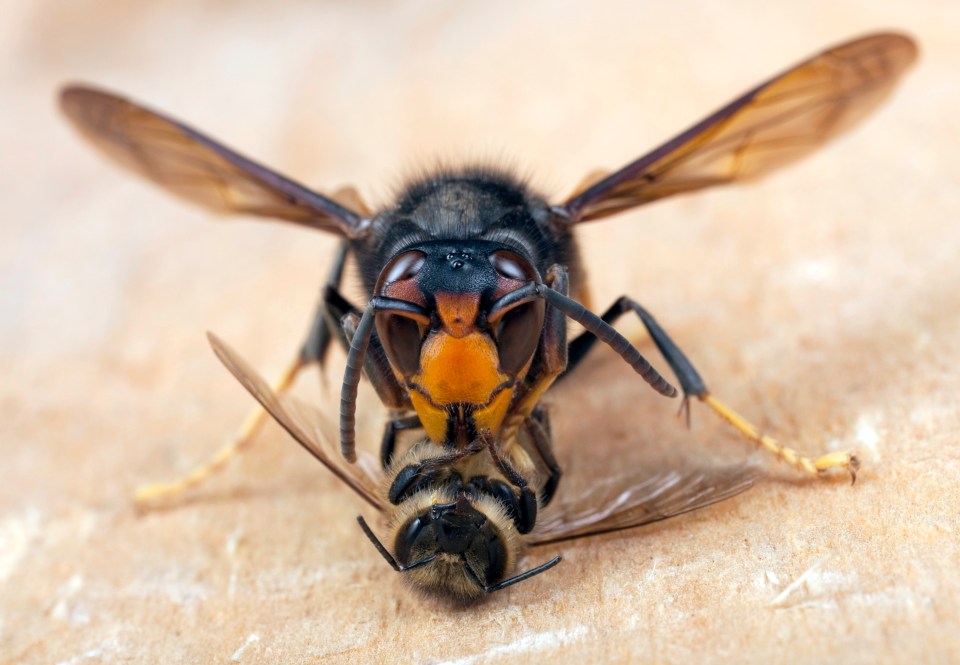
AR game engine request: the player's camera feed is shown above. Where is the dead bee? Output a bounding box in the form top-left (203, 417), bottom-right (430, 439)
top-left (59, 33), bottom-right (916, 507)
top-left (209, 333), bottom-right (760, 601)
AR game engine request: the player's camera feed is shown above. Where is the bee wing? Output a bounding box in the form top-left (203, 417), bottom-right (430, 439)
top-left (59, 85), bottom-right (370, 238)
top-left (529, 465), bottom-right (763, 545)
top-left (558, 33), bottom-right (917, 223)
top-left (208, 333), bottom-right (385, 511)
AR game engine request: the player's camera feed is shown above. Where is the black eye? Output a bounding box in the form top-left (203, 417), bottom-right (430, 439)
top-left (495, 300), bottom-right (545, 375)
top-left (466, 524), bottom-right (507, 586)
top-left (483, 531), bottom-right (508, 585)
top-left (376, 313), bottom-right (423, 376)
top-left (394, 515), bottom-right (434, 567)
top-left (382, 250), bottom-right (426, 285)
top-left (489, 250), bottom-right (534, 281)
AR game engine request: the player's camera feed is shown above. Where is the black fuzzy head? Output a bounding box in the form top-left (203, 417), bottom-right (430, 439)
top-left (394, 495), bottom-right (511, 599)
top-left (351, 166), bottom-right (579, 296)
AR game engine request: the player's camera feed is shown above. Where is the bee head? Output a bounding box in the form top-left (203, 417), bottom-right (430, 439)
top-left (392, 493), bottom-right (512, 601)
top-left (356, 489), bottom-right (560, 602)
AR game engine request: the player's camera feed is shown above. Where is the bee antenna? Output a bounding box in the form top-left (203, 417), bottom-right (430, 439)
top-left (464, 555), bottom-right (563, 594)
top-left (356, 515), bottom-right (437, 572)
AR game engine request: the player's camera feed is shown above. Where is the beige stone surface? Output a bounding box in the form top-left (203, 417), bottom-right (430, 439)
top-left (2, 2), bottom-right (958, 663)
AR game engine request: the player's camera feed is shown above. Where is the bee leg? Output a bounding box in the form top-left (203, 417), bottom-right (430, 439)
top-left (387, 465), bottom-right (442, 505)
top-left (479, 434), bottom-right (538, 534)
top-left (487, 478), bottom-right (537, 534)
top-left (135, 242), bottom-right (353, 508)
top-left (379, 414), bottom-right (423, 469)
top-left (569, 296), bottom-right (858, 482)
top-left (387, 443), bottom-right (482, 504)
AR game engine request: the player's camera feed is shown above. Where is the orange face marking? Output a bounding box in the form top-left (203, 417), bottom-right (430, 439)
top-left (417, 332), bottom-right (505, 405)
top-left (471, 388), bottom-right (514, 437)
top-left (408, 391), bottom-right (451, 444)
top-left (434, 292), bottom-right (480, 339)
top-left (406, 330), bottom-right (518, 443)
top-left (395, 292), bottom-right (540, 444)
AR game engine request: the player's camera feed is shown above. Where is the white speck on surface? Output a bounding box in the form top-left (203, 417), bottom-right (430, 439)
top-left (226, 526), bottom-right (244, 557)
top-left (54, 647), bottom-right (105, 665)
top-left (854, 414), bottom-right (881, 460)
top-left (771, 554), bottom-right (834, 608)
top-left (226, 527), bottom-right (244, 600)
top-left (231, 634), bottom-right (260, 662)
top-left (791, 258), bottom-right (838, 285)
top-left (754, 569), bottom-right (781, 589)
top-left (645, 556), bottom-right (661, 581)
top-left (436, 625), bottom-right (589, 665)
top-left (0, 509), bottom-right (40, 582)
top-left (49, 574), bottom-right (86, 622)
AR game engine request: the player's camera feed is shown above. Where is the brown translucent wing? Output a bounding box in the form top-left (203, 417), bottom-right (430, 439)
top-left (208, 333), bottom-right (385, 511)
top-left (559, 33), bottom-right (918, 223)
top-left (529, 465), bottom-right (763, 545)
top-left (60, 85), bottom-right (369, 238)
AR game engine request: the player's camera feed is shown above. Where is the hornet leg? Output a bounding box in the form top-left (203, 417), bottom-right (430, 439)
top-left (565, 296), bottom-right (858, 482)
top-left (135, 242), bottom-right (354, 508)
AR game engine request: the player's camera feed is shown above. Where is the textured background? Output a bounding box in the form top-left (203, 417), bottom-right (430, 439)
top-left (2, 2), bottom-right (958, 663)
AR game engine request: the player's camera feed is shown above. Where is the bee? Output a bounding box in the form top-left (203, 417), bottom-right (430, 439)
top-left (209, 333), bottom-right (760, 601)
top-left (59, 33), bottom-right (916, 507)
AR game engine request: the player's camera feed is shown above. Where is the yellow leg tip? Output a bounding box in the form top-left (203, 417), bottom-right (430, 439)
top-left (701, 394), bottom-right (862, 483)
top-left (814, 451), bottom-right (860, 484)
top-left (133, 483), bottom-right (167, 504)
top-left (132, 356), bottom-right (305, 510)
top-left (133, 481), bottom-right (191, 508)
